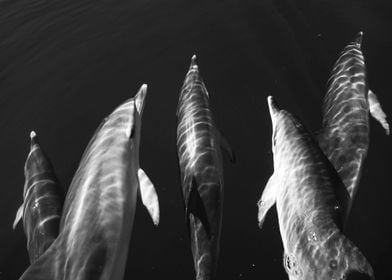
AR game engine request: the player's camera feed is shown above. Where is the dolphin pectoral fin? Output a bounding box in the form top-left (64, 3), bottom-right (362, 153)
top-left (186, 177), bottom-right (211, 238)
top-left (138, 168), bottom-right (160, 226)
top-left (257, 174), bottom-right (277, 229)
top-left (216, 130), bottom-right (236, 163)
top-left (368, 89), bottom-right (390, 135)
top-left (13, 204), bottom-right (23, 230)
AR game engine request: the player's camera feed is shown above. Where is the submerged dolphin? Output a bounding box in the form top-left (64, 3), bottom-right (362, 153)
top-left (19, 84), bottom-right (159, 280)
top-left (176, 55), bottom-right (234, 280)
top-left (13, 131), bottom-right (63, 263)
top-left (257, 96), bottom-right (374, 280)
top-left (317, 32), bottom-right (389, 221)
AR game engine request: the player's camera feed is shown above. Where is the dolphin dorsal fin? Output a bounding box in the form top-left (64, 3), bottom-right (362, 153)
top-left (13, 204), bottom-right (24, 230)
top-left (138, 168), bottom-right (160, 226)
top-left (257, 173), bottom-right (277, 229)
top-left (368, 89), bottom-right (390, 135)
top-left (186, 176), bottom-right (211, 238)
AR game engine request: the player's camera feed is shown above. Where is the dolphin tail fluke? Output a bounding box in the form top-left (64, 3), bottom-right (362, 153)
top-left (368, 89), bottom-right (390, 135)
top-left (138, 168), bottom-right (160, 226)
top-left (257, 174), bottom-right (277, 229)
top-left (186, 176), bottom-right (211, 238)
top-left (12, 204), bottom-right (23, 230)
top-left (216, 130), bottom-right (236, 163)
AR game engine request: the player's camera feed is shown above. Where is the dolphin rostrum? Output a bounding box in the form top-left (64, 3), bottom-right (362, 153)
top-left (257, 96), bottom-right (374, 280)
top-left (13, 131), bottom-right (63, 263)
top-left (317, 32), bottom-right (389, 221)
top-left (176, 55), bottom-right (234, 280)
top-left (19, 84), bottom-right (159, 280)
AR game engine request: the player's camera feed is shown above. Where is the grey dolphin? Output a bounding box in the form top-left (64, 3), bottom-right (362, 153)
top-left (13, 131), bottom-right (63, 263)
top-left (176, 55), bottom-right (234, 280)
top-left (317, 32), bottom-right (389, 222)
top-left (19, 84), bottom-right (159, 280)
top-left (257, 96), bottom-right (374, 280)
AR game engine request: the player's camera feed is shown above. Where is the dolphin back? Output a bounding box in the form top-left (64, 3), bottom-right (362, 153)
top-left (177, 56), bottom-right (234, 280)
top-left (318, 32), bottom-right (389, 222)
top-left (319, 32), bottom-right (369, 200)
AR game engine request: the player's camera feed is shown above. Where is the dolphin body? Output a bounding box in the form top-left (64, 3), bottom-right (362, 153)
top-left (13, 131), bottom-right (63, 263)
top-left (19, 84), bottom-right (159, 280)
top-left (257, 96), bottom-right (374, 280)
top-left (317, 32), bottom-right (389, 221)
top-left (176, 56), bottom-right (234, 280)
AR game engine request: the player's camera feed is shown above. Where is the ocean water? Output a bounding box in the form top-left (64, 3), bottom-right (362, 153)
top-left (0, 0), bottom-right (391, 279)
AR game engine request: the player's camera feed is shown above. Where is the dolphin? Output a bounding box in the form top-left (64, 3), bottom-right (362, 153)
top-left (317, 31), bottom-right (389, 221)
top-left (19, 84), bottom-right (159, 280)
top-left (257, 96), bottom-right (374, 280)
top-left (13, 131), bottom-right (63, 263)
top-left (176, 55), bottom-right (234, 280)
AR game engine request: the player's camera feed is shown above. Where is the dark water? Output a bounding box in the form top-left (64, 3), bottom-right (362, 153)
top-left (0, 0), bottom-right (391, 279)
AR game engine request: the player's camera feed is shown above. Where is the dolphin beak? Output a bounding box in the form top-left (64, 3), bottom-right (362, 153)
top-left (355, 31), bottom-right (363, 48)
top-left (187, 54), bottom-right (209, 98)
top-left (267, 96), bottom-right (280, 126)
top-left (267, 96), bottom-right (280, 152)
top-left (135, 84), bottom-right (147, 116)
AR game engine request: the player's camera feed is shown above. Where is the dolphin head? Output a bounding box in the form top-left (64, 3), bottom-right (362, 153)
top-left (14, 131), bottom-right (44, 231)
top-left (134, 84), bottom-right (147, 118)
top-left (267, 96), bottom-right (280, 127)
top-left (267, 96), bottom-right (308, 151)
top-left (23, 131), bottom-right (40, 198)
top-left (183, 55), bottom-right (209, 98)
top-left (267, 96), bottom-right (280, 154)
top-left (29, 131), bottom-right (38, 148)
top-left (189, 54), bottom-right (198, 71)
top-left (23, 131), bottom-right (57, 195)
top-left (267, 96), bottom-right (304, 156)
top-left (95, 84), bottom-right (147, 165)
top-left (128, 84), bottom-right (148, 163)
